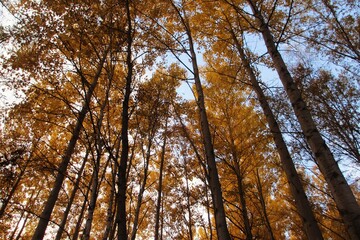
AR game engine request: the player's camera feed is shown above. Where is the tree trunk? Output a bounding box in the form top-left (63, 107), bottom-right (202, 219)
top-left (184, 158), bottom-right (194, 240)
top-left (0, 154), bottom-right (29, 219)
top-left (108, 193), bottom-right (118, 240)
top-left (227, 122), bottom-right (253, 240)
top-left (82, 70), bottom-right (111, 240)
top-left (10, 189), bottom-right (38, 240)
top-left (14, 212), bottom-right (30, 240)
top-left (81, 155), bottom-right (100, 240)
top-left (72, 172), bottom-right (94, 240)
top-left (255, 169), bottom-right (276, 240)
top-left (170, 4), bottom-right (231, 238)
top-left (190, 37), bottom-right (231, 240)
top-left (246, 2), bottom-right (360, 238)
top-left (102, 161), bottom-right (117, 240)
top-left (154, 118), bottom-right (168, 240)
top-left (226, 17), bottom-right (324, 239)
top-left (116, 0), bottom-right (133, 238)
top-left (31, 48), bottom-right (108, 240)
top-left (55, 150), bottom-right (89, 240)
top-left (130, 134), bottom-right (155, 240)
top-left (234, 161), bottom-right (253, 240)
top-left (205, 180), bottom-right (213, 240)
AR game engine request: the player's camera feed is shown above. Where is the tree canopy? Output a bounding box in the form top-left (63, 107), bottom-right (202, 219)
top-left (0, 0), bottom-right (359, 239)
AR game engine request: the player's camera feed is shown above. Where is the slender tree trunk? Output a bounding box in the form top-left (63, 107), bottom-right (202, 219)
top-left (72, 172), bottom-right (94, 240)
top-left (107, 134), bottom-right (122, 240)
top-left (205, 180), bottom-right (213, 240)
top-left (82, 71), bottom-right (111, 240)
top-left (32, 91), bottom-right (91, 240)
top-left (81, 155), bottom-right (100, 240)
top-left (14, 212), bottom-right (30, 240)
top-left (246, 2), bottom-right (360, 238)
top-left (10, 189), bottom-right (36, 240)
top-left (55, 150), bottom-right (89, 240)
top-left (109, 193), bottom-right (118, 240)
top-left (184, 158), bottom-right (194, 240)
top-left (160, 192), bottom-right (165, 240)
top-left (154, 118), bottom-right (168, 240)
top-left (10, 210), bottom-right (24, 240)
top-left (225, 16), bottom-right (324, 239)
top-left (255, 169), bottom-right (276, 240)
top-left (233, 161), bottom-right (253, 240)
top-left (31, 49), bottom-right (108, 240)
top-left (227, 123), bottom-right (253, 240)
top-left (130, 134), bottom-right (155, 240)
top-left (190, 36), bottom-right (231, 240)
top-left (102, 161), bottom-right (117, 240)
top-left (116, 0), bottom-right (133, 238)
top-left (0, 149), bottom-right (31, 218)
top-left (131, 98), bottom-right (161, 240)
top-left (169, 3), bottom-right (231, 238)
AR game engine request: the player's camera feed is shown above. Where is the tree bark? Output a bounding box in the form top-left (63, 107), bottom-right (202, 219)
top-left (116, 0), bottom-right (133, 238)
top-left (10, 189), bottom-right (38, 240)
top-left (82, 69), bottom-right (111, 240)
top-left (154, 118), bottom-right (168, 240)
top-left (0, 158), bottom-right (28, 218)
top-left (102, 161), bottom-right (117, 240)
top-left (245, 2), bottom-right (360, 239)
top-left (227, 122), bottom-right (253, 240)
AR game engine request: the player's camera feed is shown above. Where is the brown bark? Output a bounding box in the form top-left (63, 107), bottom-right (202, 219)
top-left (82, 69), bottom-right (112, 240)
top-left (10, 189), bottom-right (38, 240)
top-left (116, 0), bottom-right (133, 238)
top-left (227, 121), bottom-right (253, 239)
top-left (190, 40), bottom-right (231, 240)
top-left (81, 156), bottom-right (100, 240)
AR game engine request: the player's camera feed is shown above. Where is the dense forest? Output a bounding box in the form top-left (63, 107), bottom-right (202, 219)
top-left (0, 0), bottom-right (359, 239)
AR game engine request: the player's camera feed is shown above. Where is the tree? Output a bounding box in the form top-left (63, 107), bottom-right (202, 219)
top-left (238, 0), bottom-right (360, 238)
top-left (291, 64), bottom-right (360, 165)
top-left (162, 1), bottom-right (232, 238)
top-left (198, 1), bottom-right (324, 238)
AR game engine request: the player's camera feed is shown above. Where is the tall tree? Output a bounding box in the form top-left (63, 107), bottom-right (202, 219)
top-left (164, 1), bottom-right (232, 238)
top-left (198, 1), bottom-right (324, 238)
top-left (236, 0), bottom-right (360, 238)
top-left (115, 0), bottom-right (134, 239)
